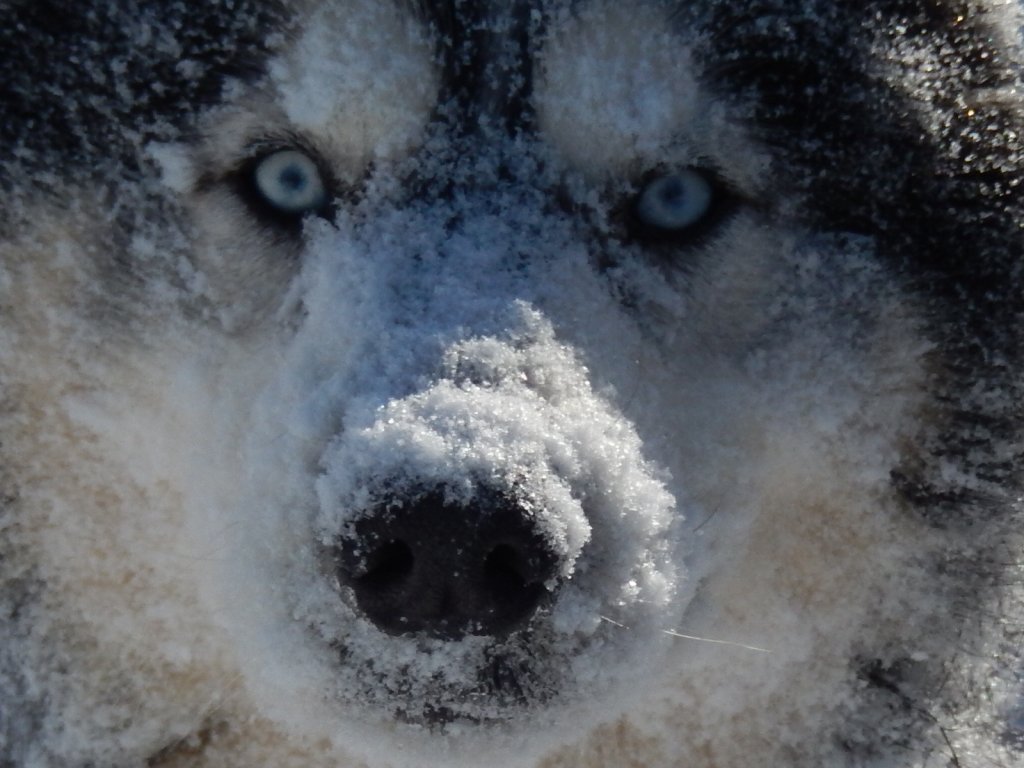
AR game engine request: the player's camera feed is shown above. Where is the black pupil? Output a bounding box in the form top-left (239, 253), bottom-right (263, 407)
top-left (658, 177), bottom-right (685, 208)
top-left (279, 165), bottom-right (307, 191)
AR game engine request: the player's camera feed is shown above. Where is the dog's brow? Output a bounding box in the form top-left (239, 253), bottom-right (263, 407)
top-left (416, 0), bottom-right (541, 136)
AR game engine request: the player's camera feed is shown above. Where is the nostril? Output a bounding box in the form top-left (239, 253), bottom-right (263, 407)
top-left (334, 487), bottom-right (562, 639)
top-left (355, 539), bottom-right (414, 589)
top-left (483, 543), bottom-right (548, 624)
top-left (484, 544), bottom-right (526, 591)
top-left (484, 543), bottom-right (543, 594)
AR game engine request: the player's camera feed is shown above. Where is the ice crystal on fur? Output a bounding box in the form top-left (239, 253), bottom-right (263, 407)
top-left (1, 2), bottom-right (1023, 767)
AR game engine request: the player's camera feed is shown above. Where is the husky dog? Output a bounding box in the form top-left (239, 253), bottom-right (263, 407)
top-left (2, 1), bottom-right (1023, 766)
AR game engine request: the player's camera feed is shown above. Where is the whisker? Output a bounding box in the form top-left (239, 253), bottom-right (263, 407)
top-left (662, 630), bottom-right (771, 654)
top-left (599, 616), bottom-right (771, 654)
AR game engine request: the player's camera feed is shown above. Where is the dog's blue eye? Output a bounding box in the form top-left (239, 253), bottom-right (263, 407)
top-left (634, 169), bottom-right (713, 231)
top-left (253, 149), bottom-right (327, 214)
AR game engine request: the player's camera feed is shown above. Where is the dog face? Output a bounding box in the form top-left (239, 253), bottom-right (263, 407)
top-left (2, 2), bottom-right (1022, 766)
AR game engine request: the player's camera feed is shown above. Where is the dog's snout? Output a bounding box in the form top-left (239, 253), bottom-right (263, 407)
top-left (335, 489), bottom-right (559, 640)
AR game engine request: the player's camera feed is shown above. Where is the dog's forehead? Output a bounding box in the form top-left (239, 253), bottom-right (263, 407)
top-left (267, 1), bottom-right (700, 161)
top-left (268, 0), bottom-right (439, 164)
top-left (534, 2), bottom-right (704, 173)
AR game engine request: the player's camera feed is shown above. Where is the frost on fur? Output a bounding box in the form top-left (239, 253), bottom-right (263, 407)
top-left (1, 2), bottom-right (1023, 768)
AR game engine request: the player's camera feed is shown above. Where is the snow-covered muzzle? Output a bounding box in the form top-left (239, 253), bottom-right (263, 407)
top-left (182, 169), bottom-right (684, 735)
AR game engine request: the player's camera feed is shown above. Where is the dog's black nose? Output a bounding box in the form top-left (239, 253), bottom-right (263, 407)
top-left (335, 488), bottom-right (559, 639)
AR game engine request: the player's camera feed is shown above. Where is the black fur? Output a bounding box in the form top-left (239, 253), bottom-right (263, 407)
top-left (0, 0), bottom-right (288, 191)
top-left (692, 1), bottom-right (1024, 755)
